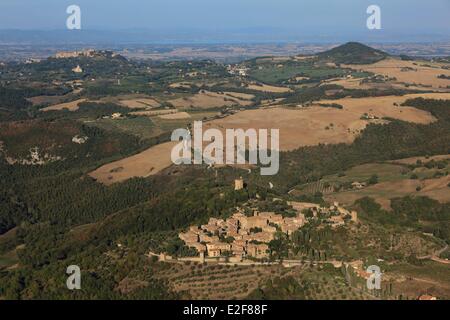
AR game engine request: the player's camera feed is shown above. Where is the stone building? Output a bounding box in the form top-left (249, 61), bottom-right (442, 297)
top-left (72, 65), bottom-right (83, 73)
top-left (177, 202), bottom-right (358, 262)
top-left (247, 244), bottom-right (269, 259)
top-left (206, 242), bottom-right (232, 257)
top-left (351, 210), bottom-right (358, 223)
top-left (234, 177), bottom-right (244, 191)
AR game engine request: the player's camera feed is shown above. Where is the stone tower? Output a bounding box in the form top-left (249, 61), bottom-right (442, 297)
top-left (234, 177), bottom-right (244, 191)
top-left (351, 210), bottom-right (358, 223)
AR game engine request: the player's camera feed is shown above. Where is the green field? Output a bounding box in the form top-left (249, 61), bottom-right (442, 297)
top-left (84, 116), bottom-right (158, 140)
top-left (0, 250), bottom-right (19, 269)
top-left (250, 63), bottom-right (349, 84)
top-left (86, 110), bottom-right (220, 141)
top-left (151, 111), bottom-right (219, 132)
top-left (388, 261), bottom-right (450, 282)
top-left (324, 163), bottom-right (407, 184)
top-left (299, 161), bottom-right (449, 191)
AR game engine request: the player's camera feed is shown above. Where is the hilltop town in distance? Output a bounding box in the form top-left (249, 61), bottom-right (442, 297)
top-left (0, 41), bottom-right (449, 301)
top-left (2, 42), bottom-right (450, 63)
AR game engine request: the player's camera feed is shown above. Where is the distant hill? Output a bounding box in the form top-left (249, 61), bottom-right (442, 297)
top-left (54, 49), bottom-right (127, 61)
top-left (35, 50), bottom-right (133, 78)
top-left (318, 42), bottom-right (388, 64)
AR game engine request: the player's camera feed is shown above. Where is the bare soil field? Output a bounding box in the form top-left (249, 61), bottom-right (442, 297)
top-left (246, 83), bottom-right (292, 93)
top-left (159, 112), bottom-right (191, 120)
top-left (168, 91), bottom-right (254, 109)
top-left (168, 82), bottom-right (194, 89)
top-left (344, 58), bottom-right (450, 89)
top-left (325, 175), bottom-right (450, 210)
top-left (40, 98), bottom-right (87, 112)
top-left (88, 141), bottom-right (177, 185)
top-left (119, 98), bottom-right (160, 109)
top-left (204, 93), bottom-right (443, 151)
top-left (28, 95), bottom-right (66, 106)
top-left (323, 77), bottom-right (435, 92)
top-left (223, 91), bottom-right (255, 100)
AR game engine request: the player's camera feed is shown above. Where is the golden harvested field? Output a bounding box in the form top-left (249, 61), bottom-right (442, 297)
top-left (419, 175), bottom-right (450, 201)
top-left (40, 98), bottom-right (87, 112)
top-left (90, 92), bottom-right (449, 184)
top-left (169, 82), bottom-right (193, 89)
top-left (293, 55), bottom-right (316, 61)
top-left (119, 98), bottom-right (160, 109)
top-left (88, 141), bottom-right (177, 185)
top-left (315, 93), bottom-right (450, 123)
top-left (344, 58), bottom-right (450, 89)
top-left (168, 91), bottom-right (254, 109)
top-left (247, 83), bottom-right (292, 93)
top-left (205, 107), bottom-right (366, 151)
top-left (159, 112), bottom-right (191, 120)
top-left (204, 93), bottom-right (443, 151)
top-left (323, 77), bottom-right (433, 92)
top-left (223, 91), bottom-right (255, 100)
top-left (325, 175), bottom-right (450, 210)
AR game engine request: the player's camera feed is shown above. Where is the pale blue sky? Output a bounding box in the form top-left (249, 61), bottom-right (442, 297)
top-left (0, 0), bottom-right (448, 34)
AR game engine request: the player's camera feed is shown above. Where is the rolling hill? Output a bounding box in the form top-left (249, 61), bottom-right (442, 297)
top-left (318, 42), bottom-right (388, 64)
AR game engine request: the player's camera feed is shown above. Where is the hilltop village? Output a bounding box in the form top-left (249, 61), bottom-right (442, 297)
top-left (175, 179), bottom-right (358, 264)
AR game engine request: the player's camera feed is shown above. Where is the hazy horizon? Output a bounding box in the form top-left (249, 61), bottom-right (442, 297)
top-left (0, 0), bottom-right (448, 44)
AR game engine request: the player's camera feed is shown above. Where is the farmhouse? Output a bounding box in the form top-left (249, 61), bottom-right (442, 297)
top-left (227, 64), bottom-right (249, 77)
top-left (72, 65), bottom-right (83, 73)
top-left (247, 243), bottom-right (270, 259)
top-left (111, 112), bottom-right (124, 119)
top-left (71, 135), bottom-right (88, 144)
top-left (352, 181), bottom-right (366, 189)
top-left (206, 243), bottom-right (232, 257)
